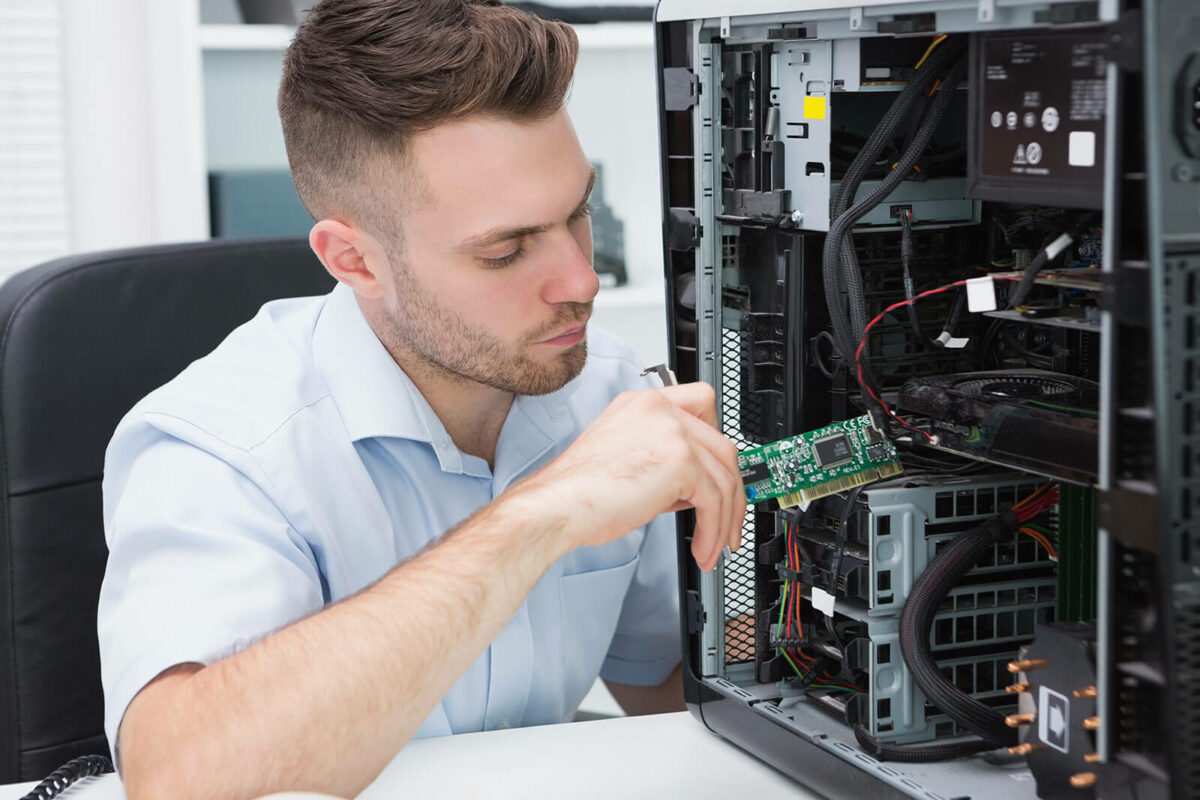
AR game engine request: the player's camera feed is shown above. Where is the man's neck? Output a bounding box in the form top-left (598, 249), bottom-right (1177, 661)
top-left (359, 301), bottom-right (513, 467)
top-left (394, 352), bottom-right (514, 468)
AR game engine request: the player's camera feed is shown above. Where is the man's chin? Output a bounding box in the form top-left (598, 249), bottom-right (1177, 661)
top-left (522, 339), bottom-right (588, 396)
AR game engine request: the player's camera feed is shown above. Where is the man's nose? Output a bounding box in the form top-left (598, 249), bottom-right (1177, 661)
top-left (540, 229), bottom-right (600, 306)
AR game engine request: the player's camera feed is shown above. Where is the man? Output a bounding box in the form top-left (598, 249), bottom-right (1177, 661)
top-left (96, 1), bottom-right (745, 798)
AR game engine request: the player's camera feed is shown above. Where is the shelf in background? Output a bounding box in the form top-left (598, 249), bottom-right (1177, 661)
top-left (199, 24), bottom-right (294, 50)
top-left (199, 21), bottom-right (653, 52)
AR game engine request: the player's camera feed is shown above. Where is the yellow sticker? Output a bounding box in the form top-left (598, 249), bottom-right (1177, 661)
top-left (803, 96), bottom-right (827, 120)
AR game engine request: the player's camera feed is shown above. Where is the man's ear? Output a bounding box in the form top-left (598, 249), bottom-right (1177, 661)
top-left (309, 218), bottom-right (387, 299)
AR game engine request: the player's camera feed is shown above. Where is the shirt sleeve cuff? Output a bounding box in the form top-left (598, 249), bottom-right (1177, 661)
top-left (599, 652), bottom-right (681, 687)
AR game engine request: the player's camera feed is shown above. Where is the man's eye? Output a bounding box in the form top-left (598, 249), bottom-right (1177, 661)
top-left (572, 203), bottom-right (596, 220)
top-left (481, 244), bottom-right (525, 268)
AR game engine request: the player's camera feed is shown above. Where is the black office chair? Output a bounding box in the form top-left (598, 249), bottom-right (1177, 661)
top-left (0, 238), bottom-right (334, 783)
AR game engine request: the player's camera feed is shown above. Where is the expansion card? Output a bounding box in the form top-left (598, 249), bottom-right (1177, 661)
top-left (738, 415), bottom-right (903, 508)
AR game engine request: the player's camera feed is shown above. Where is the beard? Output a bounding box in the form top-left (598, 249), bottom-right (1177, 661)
top-left (378, 260), bottom-right (591, 396)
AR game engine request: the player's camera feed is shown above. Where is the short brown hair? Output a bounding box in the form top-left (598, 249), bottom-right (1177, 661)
top-left (278, 0), bottom-right (579, 235)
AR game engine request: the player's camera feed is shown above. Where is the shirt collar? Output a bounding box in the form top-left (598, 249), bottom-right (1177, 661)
top-left (311, 282), bottom-right (583, 458)
top-left (312, 282), bottom-right (442, 445)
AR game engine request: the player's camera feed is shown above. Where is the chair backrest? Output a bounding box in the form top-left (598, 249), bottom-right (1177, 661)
top-left (0, 238), bottom-right (335, 782)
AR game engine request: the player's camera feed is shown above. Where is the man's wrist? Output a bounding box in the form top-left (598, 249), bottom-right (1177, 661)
top-left (489, 478), bottom-right (581, 567)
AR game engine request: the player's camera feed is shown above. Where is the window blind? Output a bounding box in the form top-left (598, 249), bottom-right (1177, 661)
top-left (0, 1), bottom-right (69, 282)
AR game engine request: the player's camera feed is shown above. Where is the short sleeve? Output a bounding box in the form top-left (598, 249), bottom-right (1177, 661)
top-left (598, 512), bottom-right (682, 686)
top-left (97, 418), bottom-right (325, 765)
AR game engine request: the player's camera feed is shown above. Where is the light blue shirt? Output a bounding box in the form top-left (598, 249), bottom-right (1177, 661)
top-left (97, 282), bottom-right (680, 762)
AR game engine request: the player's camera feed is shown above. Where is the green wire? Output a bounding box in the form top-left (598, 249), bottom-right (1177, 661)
top-left (1023, 522), bottom-right (1054, 537)
top-left (780, 649), bottom-right (806, 678)
top-left (777, 579), bottom-right (788, 633)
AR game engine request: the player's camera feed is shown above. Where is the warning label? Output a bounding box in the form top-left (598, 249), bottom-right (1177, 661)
top-left (976, 30), bottom-right (1106, 196)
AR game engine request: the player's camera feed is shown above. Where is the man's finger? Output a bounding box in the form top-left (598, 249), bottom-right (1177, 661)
top-left (658, 382), bottom-right (719, 428)
top-left (674, 410), bottom-right (745, 551)
top-left (689, 442), bottom-right (734, 568)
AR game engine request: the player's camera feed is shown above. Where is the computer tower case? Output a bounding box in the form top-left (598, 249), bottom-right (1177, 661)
top-left (657, 1), bottom-right (1200, 797)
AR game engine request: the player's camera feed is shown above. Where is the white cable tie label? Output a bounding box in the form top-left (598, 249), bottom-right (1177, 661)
top-left (936, 331), bottom-right (970, 349)
top-left (811, 586), bottom-right (836, 616)
top-left (1044, 232), bottom-right (1074, 261)
top-left (966, 276), bottom-right (998, 313)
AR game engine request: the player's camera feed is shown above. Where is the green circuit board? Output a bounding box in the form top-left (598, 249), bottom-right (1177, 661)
top-left (738, 415), bottom-right (903, 508)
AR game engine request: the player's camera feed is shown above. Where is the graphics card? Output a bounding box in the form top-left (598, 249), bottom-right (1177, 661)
top-left (897, 370), bottom-right (1098, 484)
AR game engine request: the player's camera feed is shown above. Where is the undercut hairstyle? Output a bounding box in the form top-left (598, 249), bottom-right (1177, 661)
top-left (278, 0), bottom-right (579, 240)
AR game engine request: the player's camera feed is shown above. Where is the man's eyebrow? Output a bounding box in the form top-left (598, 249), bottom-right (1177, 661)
top-left (458, 169), bottom-right (598, 251)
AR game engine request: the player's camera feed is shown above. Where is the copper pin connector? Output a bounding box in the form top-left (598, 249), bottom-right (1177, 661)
top-left (1070, 773), bottom-right (1097, 789)
top-left (1008, 743), bottom-right (1035, 756)
top-left (1007, 658), bottom-right (1047, 674)
top-left (1005, 713), bottom-right (1035, 727)
top-left (1074, 685), bottom-right (1098, 698)
top-left (1084, 716), bottom-right (1101, 730)
top-left (1006, 682), bottom-right (1031, 694)
top-left (1085, 753), bottom-right (1101, 763)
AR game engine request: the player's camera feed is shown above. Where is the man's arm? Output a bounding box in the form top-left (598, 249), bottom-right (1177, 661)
top-left (117, 383), bottom-right (744, 800)
top-left (604, 663), bottom-right (685, 716)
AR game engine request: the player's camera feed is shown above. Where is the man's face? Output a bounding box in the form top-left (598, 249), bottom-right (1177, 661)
top-left (370, 109), bottom-right (599, 396)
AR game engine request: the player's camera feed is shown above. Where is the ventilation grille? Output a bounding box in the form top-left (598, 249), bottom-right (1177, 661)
top-left (719, 326), bottom-right (756, 664)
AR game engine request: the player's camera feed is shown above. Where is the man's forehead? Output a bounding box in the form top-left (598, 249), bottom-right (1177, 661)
top-left (402, 111), bottom-right (591, 239)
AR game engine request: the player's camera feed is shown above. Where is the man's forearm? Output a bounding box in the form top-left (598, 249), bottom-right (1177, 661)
top-left (119, 486), bottom-right (569, 800)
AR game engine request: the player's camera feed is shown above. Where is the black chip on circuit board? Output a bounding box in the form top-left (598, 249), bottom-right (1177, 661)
top-left (813, 434), bottom-right (854, 468)
top-left (740, 461), bottom-right (772, 485)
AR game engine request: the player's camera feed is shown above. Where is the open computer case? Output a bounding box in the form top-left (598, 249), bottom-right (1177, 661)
top-left (656, 0), bottom-right (1200, 797)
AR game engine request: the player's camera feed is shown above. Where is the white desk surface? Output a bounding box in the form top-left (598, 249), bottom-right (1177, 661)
top-left (0, 711), bottom-right (819, 799)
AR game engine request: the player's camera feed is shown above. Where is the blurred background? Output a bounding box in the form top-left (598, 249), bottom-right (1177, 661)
top-left (0, 0), bottom-right (666, 364)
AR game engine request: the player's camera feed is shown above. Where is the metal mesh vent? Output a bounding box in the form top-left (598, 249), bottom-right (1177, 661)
top-left (1173, 604), bottom-right (1200, 797)
top-left (719, 326), bottom-right (757, 664)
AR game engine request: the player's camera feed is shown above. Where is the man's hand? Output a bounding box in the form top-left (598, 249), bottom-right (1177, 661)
top-left (514, 382), bottom-right (745, 572)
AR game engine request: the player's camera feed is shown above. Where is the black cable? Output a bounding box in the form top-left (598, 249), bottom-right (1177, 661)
top-left (823, 48), bottom-right (969, 412)
top-left (822, 37), bottom-right (966, 375)
top-left (934, 289), bottom-right (966, 348)
top-left (899, 211), bottom-right (927, 348)
top-left (853, 722), bottom-right (995, 762)
top-left (20, 756), bottom-right (113, 800)
top-left (845, 694), bottom-right (995, 762)
top-left (828, 486), bottom-right (864, 598)
top-left (898, 511), bottom-right (1021, 748)
top-left (837, 54), bottom-right (968, 348)
top-left (811, 330), bottom-right (841, 379)
top-left (1006, 212), bottom-right (1100, 308)
top-left (824, 486), bottom-right (865, 684)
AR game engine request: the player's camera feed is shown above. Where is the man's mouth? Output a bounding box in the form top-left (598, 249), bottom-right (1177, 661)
top-left (538, 324), bottom-right (587, 346)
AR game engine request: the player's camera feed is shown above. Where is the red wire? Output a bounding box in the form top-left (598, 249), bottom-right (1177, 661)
top-left (785, 523), bottom-right (793, 639)
top-left (791, 535), bottom-right (802, 640)
top-left (854, 276), bottom-right (1022, 443)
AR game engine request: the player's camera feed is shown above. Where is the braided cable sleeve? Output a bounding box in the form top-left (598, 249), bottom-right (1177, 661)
top-left (853, 724), bottom-right (996, 762)
top-left (898, 511), bottom-right (1020, 747)
top-left (824, 38), bottom-right (968, 358)
top-left (826, 53), bottom-right (968, 373)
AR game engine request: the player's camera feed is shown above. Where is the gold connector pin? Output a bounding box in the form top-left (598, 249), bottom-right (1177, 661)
top-left (1070, 773), bottom-right (1097, 789)
top-left (1085, 753), bottom-right (1101, 763)
top-left (1084, 716), bottom-right (1101, 731)
top-left (1008, 743), bottom-right (1035, 756)
top-left (1007, 658), bottom-right (1047, 674)
top-left (1005, 713), bottom-right (1035, 727)
top-left (1074, 685), bottom-right (1098, 698)
top-left (1006, 682), bottom-right (1031, 694)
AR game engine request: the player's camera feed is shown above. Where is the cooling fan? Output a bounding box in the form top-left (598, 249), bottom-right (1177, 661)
top-left (897, 369), bottom-right (1099, 483)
